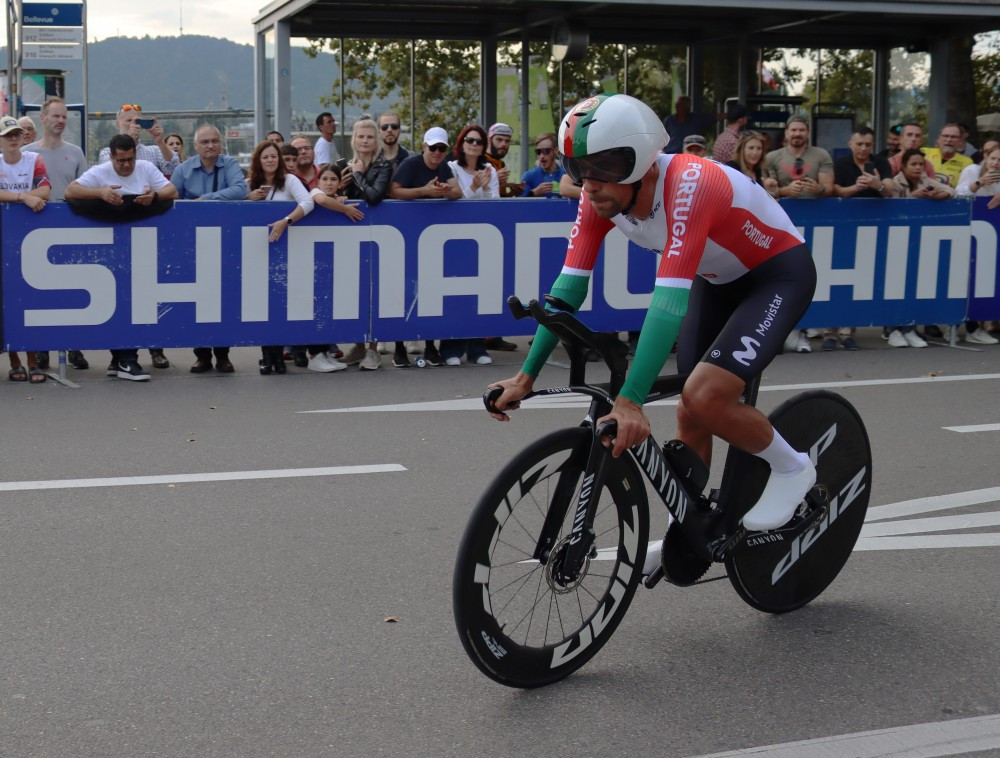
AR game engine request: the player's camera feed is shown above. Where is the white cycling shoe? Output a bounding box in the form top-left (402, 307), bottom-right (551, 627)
top-left (742, 459), bottom-right (817, 532)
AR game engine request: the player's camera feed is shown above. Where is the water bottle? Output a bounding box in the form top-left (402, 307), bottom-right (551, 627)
top-left (414, 354), bottom-right (427, 368)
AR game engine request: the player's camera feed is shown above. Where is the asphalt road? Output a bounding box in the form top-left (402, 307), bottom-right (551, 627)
top-left (1, 330), bottom-right (998, 757)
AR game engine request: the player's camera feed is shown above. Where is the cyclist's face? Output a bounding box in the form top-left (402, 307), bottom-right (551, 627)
top-left (582, 178), bottom-right (632, 218)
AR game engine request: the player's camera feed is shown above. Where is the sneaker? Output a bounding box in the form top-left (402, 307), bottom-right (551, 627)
top-left (68, 350), bottom-right (89, 369)
top-left (795, 333), bottom-right (811, 353)
top-left (359, 349), bottom-right (382, 370)
top-left (821, 337), bottom-right (838, 351)
top-left (116, 360), bottom-right (150, 381)
top-left (393, 345), bottom-right (411, 368)
top-left (887, 329), bottom-right (909, 347)
top-left (106, 361), bottom-right (118, 376)
top-left (474, 354), bottom-right (493, 365)
top-left (323, 352), bottom-right (347, 371)
top-left (903, 330), bottom-right (928, 348)
top-left (842, 337), bottom-right (859, 351)
top-left (783, 330), bottom-right (801, 352)
top-left (805, 328), bottom-right (822, 339)
top-left (445, 356), bottom-right (461, 366)
top-left (341, 344), bottom-right (366, 365)
top-left (423, 344), bottom-right (443, 366)
top-left (966, 328), bottom-right (999, 345)
top-left (307, 352), bottom-right (340, 372)
top-left (742, 458), bottom-right (816, 531)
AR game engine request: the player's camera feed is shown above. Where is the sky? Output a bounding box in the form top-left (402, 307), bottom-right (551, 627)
top-left (84, 0), bottom-right (266, 45)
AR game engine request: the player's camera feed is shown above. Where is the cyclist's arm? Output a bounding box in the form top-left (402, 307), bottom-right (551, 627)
top-left (521, 193), bottom-right (613, 377)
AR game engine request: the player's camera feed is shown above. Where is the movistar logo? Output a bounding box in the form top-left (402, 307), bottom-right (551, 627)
top-left (733, 336), bottom-right (761, 366)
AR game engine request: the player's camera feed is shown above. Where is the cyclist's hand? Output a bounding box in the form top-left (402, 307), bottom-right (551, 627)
top-left (598, 396), bottom-right (650, 458)
top-left (486, 373), bottom-right (534, 422)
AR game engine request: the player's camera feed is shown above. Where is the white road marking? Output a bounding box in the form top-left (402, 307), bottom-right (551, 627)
top-left (866, 486), bottom-right (1000, 521)
top-left (301, 372), bottom-right (1000, 414)
top-left (944, 422), bottom-right (1000, 433)
top-left (0, 464), bottom-right (406, 492)
top-left (687, 712), bottom-right (1000, 757)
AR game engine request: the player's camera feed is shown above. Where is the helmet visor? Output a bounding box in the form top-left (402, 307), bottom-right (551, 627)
top-left (562, 147), bottom-right (637, 184)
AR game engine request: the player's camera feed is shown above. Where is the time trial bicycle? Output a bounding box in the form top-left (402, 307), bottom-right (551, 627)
top-left (453, 295), bottom-right (872, 688)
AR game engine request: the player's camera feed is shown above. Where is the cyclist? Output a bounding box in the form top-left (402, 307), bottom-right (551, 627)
top-left (488, 94), bottom-right (818, 532)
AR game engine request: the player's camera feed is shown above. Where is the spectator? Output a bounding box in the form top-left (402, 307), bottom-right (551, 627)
top-left (663, 95), bottom-right (717, 154)
top-left (520, 132), bottom-right (564, 197)
top-left (171, 124), bottom-right (249, 374)
top-left (483, 122), bottom-right (522, 197)
top-left (888, 122), bottom-right (937, 180)
top-left (955, 142), bottom-right (1000, 344)
top-left (164, 133), bottom-right (184, 161)
top-left (314, 112), bottom-right (340, 165)
top-left (266, 130), bottom-right (284, 146)
top-left (66, 134), bottom-right (178, 380)
top-left (881, 149), bottom-right (953, 348)
top-left (289, 136), bottom-right (320, 190)
top-left (713, 103), bottom-right (748, 163)
top-left (329, 118), bottom-right (394, 370)
top-left (17, 116), bottom-right (37, 146)
top-left (827, 126), bottom-right (895, 351)
top-left (378, 111), bottom-right (409, 175)
top-left (765, 115), bottom-right (834, 199)
top-left (922, 123), bottom-right (973, 188)
top-left (876, 123), bottom-right (902, 161)
top-left (99, 102), bottom-right (179, 369)
top-left (0, 115), bottom-right (51, 383)
top-left (310, 164), bottom-right (364, 222)
top-left (281, 144), bottom-right (299, 174)
top-left (245, 139), bottom-right (327, 375)
top-left (437, 123), bottom-right (497, 368)
top-left (956, 123), bottom-right (977, 158)
top-left (390, 127), bottom-right (461, 368)
top-left (25, 97), bottom-right (91, 371)
top-left (727, 131), bottom-right (778, 196)
top-left (682, 134), bottom-right (708, 157)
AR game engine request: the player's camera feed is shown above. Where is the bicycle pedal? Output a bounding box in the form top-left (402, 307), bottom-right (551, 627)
top-left (643, 565), bottom-right (665, 589)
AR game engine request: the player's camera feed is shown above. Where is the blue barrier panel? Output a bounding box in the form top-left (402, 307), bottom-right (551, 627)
top-left (967, 197), bottom-right (1000, 322)
top-left (787, 198), bottom-right (972, 329)
top-left (0, 197), bottom-right (986, 351)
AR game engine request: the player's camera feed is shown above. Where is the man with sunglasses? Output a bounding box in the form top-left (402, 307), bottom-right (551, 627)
top-left (520, 133), bottom-right (565, 197)
top-left (378, 112), bottom-right (409, 174)
top-left (763, 115), bottom-right (833, 199)
top-left (488, 94), bottom-right (819, 534)
top-left (389, 127), bottom-right (460, 200)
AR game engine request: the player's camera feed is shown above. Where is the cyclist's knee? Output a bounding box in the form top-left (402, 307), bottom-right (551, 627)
top-left (681, 380), bottom-right (732, 427)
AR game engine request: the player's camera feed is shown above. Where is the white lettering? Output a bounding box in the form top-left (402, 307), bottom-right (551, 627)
top-left (917, 225), bottom-right (972, 299)
top-left (131, 227), bottom-right (221, 324)
top-left (811, 225), bottom-right (876, 302)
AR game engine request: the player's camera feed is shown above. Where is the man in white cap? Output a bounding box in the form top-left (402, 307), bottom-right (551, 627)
top-left (389, 126), bottom-right (460, 199)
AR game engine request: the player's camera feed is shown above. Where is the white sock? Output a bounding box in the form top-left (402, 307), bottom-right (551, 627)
top-left (755, 430), bottom-right (809, 475)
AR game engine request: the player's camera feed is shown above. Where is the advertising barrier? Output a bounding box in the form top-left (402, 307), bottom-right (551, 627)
top-left (0, 197), bottom-right (994, 352)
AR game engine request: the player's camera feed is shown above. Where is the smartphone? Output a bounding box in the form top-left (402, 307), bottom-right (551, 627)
top-left (864, 162), bottom-right (875, 174)
top-left (259, 185), bottom-right (272, 192)
top-left (136, 118), bottom-right (155, 129)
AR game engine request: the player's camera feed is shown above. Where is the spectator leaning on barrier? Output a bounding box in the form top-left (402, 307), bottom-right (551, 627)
top-left (712, 103), bottom-right (748, 163)
top-left (0, 115), bottom-right (51, 383)
top-left (290, 136), bottom-right (320, 190)
top-left (378, 111), bottom-right (409, 176)
top-left (922, 123), bottom-right (973, 188)
top-left (390, 127), bottom-right (462, 368)
top-left (825, 126), bottom-right (896, 351)
top-left (314, 112), bottom-right (340, 165)
top-left (171, 124), bottom-right (249, 374)
top-left (26, 97), bottom-right (91, 371)
top-left (520, 132), bottom-right (564, 197)
top-left (66, 134), bottom-right (178, 380)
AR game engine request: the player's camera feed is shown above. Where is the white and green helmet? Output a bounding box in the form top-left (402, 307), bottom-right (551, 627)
top-left (558, 93), bottom-right (668, 185)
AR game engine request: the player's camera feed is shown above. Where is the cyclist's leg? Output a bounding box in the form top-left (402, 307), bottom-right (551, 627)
top-left (677, 245), bottom-right (818, 529)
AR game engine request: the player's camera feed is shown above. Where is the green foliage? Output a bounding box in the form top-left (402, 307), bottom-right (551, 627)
top-left (973, 51), bottom-right (1000, 115)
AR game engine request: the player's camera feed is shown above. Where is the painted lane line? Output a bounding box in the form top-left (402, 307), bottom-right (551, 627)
top-left (300, 372), bottom-right (1000, 414)
top-left (866, 486), bottom-right (1000, 521)
top-left (856, 533), bottom-right (1000, 550)
top-left (687, 712), bottom-right (1000, 758)
top-left (0, 464), bottom-right (406, 492)
top-left (862, 510), bottom-right (1000, 537)
top-left (944, 422), bottom-right (1000, 433)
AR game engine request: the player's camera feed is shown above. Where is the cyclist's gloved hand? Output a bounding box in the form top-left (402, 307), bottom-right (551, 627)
top-left (597, 396), bottom-right (651, 458)
top-left (485, 373), bottom-right (534, 422)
